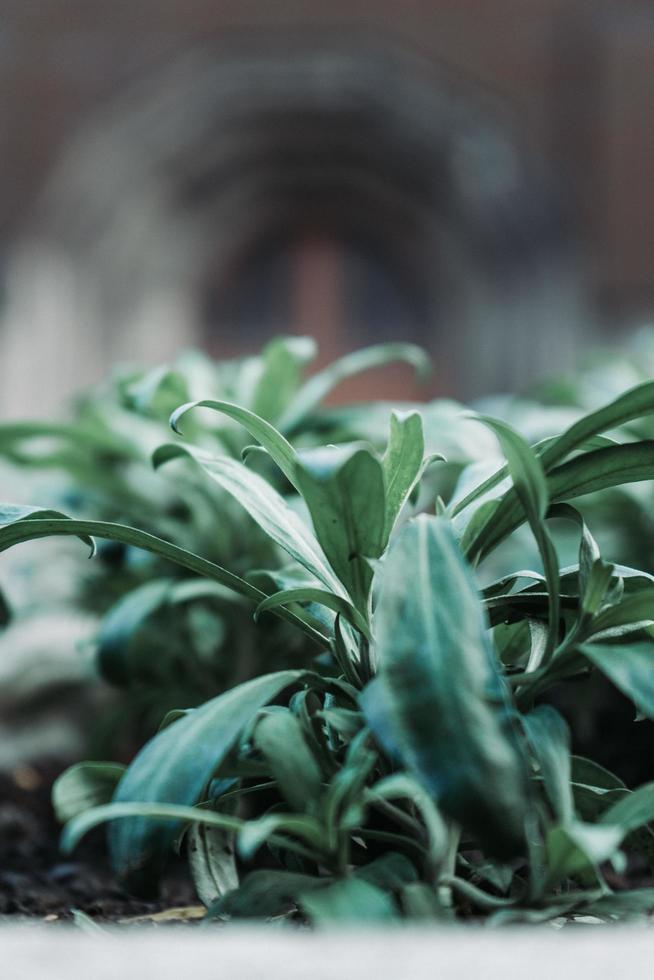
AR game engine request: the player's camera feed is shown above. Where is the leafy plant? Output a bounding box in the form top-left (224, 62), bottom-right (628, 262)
top-left (471, 330), bottom-right (654, 782)
top-left (475, 327), bottom-right (654, 576)
top-left (0, 338), bottom-right (434, 744)
top-left (7, 370), bottom-right (654, 924)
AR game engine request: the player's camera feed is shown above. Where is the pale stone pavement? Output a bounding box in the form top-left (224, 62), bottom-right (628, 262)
top-left (2, 926), bottom-right (653, 980)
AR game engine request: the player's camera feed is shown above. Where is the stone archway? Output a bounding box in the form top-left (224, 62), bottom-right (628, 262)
top-left (0, 35), bottom-right (589, 416)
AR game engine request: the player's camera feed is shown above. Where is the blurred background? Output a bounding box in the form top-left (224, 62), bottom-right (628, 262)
top-left (1, 0), bottom-right (654, 414)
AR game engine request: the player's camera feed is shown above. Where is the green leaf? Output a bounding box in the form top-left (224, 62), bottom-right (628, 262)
top-left (550, 440), bottom-right (654, 504)
top-left (571, 783), bottom-right (628, 823)
top-left (125, 365), bottom-right (189, 419)
top-left (295, 445), bottom-right (386, 611)
top-left (353, 852), bottom-right (419, 891)
top-left (254, 710), bottom-right (324, 813)
top-left (458, 377), bottom-right (654, 539)
top-left (449, 434), bottom-right (616, 520)
top-left (459, 498), bottom-right (505, 558)
top-left (318, 707), bottom-right (363, 740)
top-left (370, 515), bottom-right (532, 858)
top-left (474, 416), bottom-right (559, 658)
top-left (187, 823), bottom-right (238, 907)
top-left (589, 590), bottom-right (654, 637)
top-left (546, 822), bottom-right (623, 881)
top-left (482, 569), bottom-right (546, 599)
top-left (237, 812), bottom-right (326, 860)
top-left (468, 441), bottom-right (654, 562)
top-left (583, 889), bottom-right (654, 919)
top-left (548, 503), bottom-right (614, 618)
top-left (96, 579), bottom-right (174, 685)
top-left (278, 342), bottom-right (430, 434)
top-left (255, 587), bottom-right (371, 640)
top-left (298, 877), bottom-right (397, 923)
top-left (579, 642), bottom-right (654, 718)
top-left (62, 802), bottom-right (241, 851)
top-left (570, 756), bottom-right (626, 791)
top-left (168, 579), bottom-right (245, 606)
top-left (321, 729), bottom-right (377, 844)
top-left (400, 882), bottom-right (444, 919)
top-left (52, 762), bottom-right (126, 824)
top-left (540, 378), bottom-right (654, 470)
top-left (170, 400), bottom-right (299, 489)
top-left (332, 614), bottom-right (366, 688)
top-left (0, 504), bottom-right (95, 555)
top-left (0, 511), bottom-right (327, 647)
top-left (107, 670), bottom-right (307, 890)
top-left (600, 782), bottom-right (654, 835)
top-left (323, 729), bottom-right (377, 828)
top-left (154, 444), bottom-right (342, 596)
top-left (382, 411), bottom-right (425, 540)
top-left (0, 420), bottom-right (131, 467)
top-left (440, 875), bottom-right (517, 911)
top-left (581, 561), bottom-right (616, 619)
top-left (366, 774), bottom-right (448, 870)
top-left (251, 335), bottom-right (317, 424)
top-left (522, 706), bottom-right (573, 822)
top-left (209, 870), bottom-right (327, 919)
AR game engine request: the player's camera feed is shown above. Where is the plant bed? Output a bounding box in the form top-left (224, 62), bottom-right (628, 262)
top-left (0, 760), bottom-right (197, 923)
top-left (4, 341), bottom-right (654, 929)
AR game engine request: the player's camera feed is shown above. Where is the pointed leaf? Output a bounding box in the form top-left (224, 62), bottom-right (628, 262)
top-left (571, 756), bottom-right (626, 791)
top-left (579, 642), bottom-right (654, 718)
top-left (96, 578), bottom-right (174, 684)
top-left (468, 441), bottom-right (654, 562)
top-left (170, 400), bottom-right (299, 489)
top-left (0, 511), bottom-right (327, 647)
top-left (371, 515), bottom-right (532, 857)
top-left (541, 378), bottom-right (654, 470)
top-left (154, 444), bottom-right (342, 595)
top-left (295, 445), bottom-right (386, 611)
top-left (546, 822), bottom-right (623, 881)
top-left (522, 706), bottom-right (573, 822)
top-left (251, 335), bottom-right (317, 423)
top-left (382, 411), bottom-right (425, 540)
top-left (298, 877), bottom-right (396, 923)
top-left (278, 342), bottom-right (430, 433)
top-left (209, 870), bottom-right (326, 919)
top-left (255, 587), bottom-right (371, 640)
top-left (590, 590), bottom-right (654, 636)
top-left (52, 762), bottom-right (126, 824)
top-left (188, 823), bottom-right (238, 907)
top-left (600, 782), bottom-right (654, 835)
top-left (254, 710), bottom-right (323, 813)
top-left (107, 670), bottom-right (306, 889)
top-left (0, 504), bottom-right (95, 554)
top-left (474, 416), bottom-right (559, 657)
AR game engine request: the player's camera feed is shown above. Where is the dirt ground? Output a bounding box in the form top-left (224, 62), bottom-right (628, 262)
top-left (0, 760), bottom-right (197, 923)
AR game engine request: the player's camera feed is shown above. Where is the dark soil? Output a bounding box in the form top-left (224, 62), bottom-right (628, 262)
top-left (0, 760), bottom-right (196, 923)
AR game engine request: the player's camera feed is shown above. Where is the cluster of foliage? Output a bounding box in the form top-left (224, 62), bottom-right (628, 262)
top-left (4, 342), bottom-right (654, 925)
top-left (478, 328), bottom-right (654, 576)
top-left (0, 339), bottom-right (441, 742)
top-left (469, 333), bottom-right (654, 784)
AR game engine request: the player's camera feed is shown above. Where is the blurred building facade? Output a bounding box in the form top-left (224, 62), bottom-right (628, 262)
top-left (1, 1), bottom-right (653, 415)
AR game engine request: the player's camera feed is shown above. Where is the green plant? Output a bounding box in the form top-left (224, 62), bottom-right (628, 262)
top-left (0, 338), bottom-right (437, 744)
top-left (469, 330), bottom-right (654, 783)
top-left (7, 373), bottom-right (654, 924)
top-left (474, 327), bottom-right (654, 576)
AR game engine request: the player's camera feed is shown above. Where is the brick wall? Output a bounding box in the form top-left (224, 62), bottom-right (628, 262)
top-left (2, 1), bottom-right (653, 322)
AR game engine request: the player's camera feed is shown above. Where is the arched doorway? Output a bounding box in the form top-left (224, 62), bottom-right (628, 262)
top-left (0, 35), bottom-right (588, 416)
